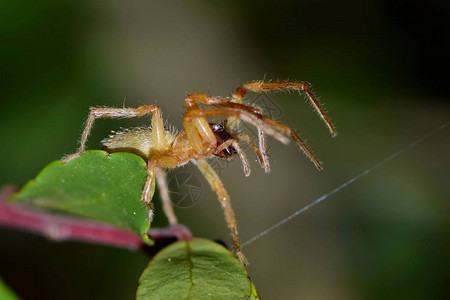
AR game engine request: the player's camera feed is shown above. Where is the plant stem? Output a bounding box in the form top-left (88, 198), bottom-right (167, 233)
top-left (0, 186), bottom-right (192, 248)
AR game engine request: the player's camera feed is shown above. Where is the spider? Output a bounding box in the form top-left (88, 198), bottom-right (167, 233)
top-left (63, 81), bottom-right (336, 265)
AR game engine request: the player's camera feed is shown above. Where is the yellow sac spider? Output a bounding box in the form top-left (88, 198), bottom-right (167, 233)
top-left (63, 81), bottom-right (336, 265)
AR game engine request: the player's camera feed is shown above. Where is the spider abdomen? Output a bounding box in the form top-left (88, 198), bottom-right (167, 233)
top-left (102, 127), bottom-right (178, 159)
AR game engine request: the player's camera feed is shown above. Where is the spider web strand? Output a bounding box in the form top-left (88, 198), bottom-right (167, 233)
top-left (241, 120), bottom-right (450, 248)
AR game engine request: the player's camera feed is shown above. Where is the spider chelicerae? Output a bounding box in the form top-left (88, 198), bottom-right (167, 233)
top-left (63, 81), bottom-right (336, 265)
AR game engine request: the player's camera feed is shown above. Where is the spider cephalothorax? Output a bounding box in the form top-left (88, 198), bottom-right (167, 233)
top-left (63, 80), bottom-right (336, 265)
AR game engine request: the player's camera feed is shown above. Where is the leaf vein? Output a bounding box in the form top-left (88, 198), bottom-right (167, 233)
top-left (185, 241), bottom-right (194, 300)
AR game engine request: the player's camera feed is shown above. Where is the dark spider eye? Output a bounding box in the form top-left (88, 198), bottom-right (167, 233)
top-left (211, 123), bottom-right (225, 132)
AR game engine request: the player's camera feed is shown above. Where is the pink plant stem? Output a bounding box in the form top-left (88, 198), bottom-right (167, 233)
top-left (0, 186), bottom-right (192, 249)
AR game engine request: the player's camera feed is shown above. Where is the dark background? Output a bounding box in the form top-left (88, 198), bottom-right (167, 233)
top-left (1, 0), bottom-right (449, 299)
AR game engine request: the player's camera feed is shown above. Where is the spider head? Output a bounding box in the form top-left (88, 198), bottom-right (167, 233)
top-left (209, 123), bottom-right (237, 159)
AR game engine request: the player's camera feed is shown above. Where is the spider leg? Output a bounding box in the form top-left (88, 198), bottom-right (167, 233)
top-left (185, 94), bottom-right (263, 115)
top-left (143, 160), bottom-right (157, 222)
top-left (231, 141), bottom-right (250, 176)
top-left (64, 105), bottom-right (170, 223)
top-left (184, 109), bottom-right (289, 144)
top-left (63, 105), bottom-right (167, 161)
top-left (185, 89), bottom-right (328, 170)
top-left (185, 95), bottom-right (266, 173)
top-left (195, 159), bottom-right (247, 265)
top-left (227, 81), bottom-right (337, 137)
top-left (215, 134), bottom-right (265, 176)
top-left (261, 117), bottom-right (322, 169)
top-left (185, 109), bottom-right (322, 170)
top-left (184, 94), bottom-right (272, 169)
top-left (236, 133), bottom-right (269, 172)
top-left (183, 93), bottom-right (281, 165)
top-left (182, 95), bottom-right (218, 155)
top-left (258, 129), bottom-right (270, 173)
top-left (216, 139), bottom-right (251, 177)
top-left (156, 167), bottom-right (178, 225)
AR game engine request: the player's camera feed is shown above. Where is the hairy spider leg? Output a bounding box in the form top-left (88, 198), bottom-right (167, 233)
top-left (227, 81), bottom-right (337, 170)
top-left (182, 93), bottom-right (269, 163)
top-left (185, 92), bottom-right (325, 169)
top-left (235, 134), bottom-right (265, 167)
top-left (256, 128), bottom-right (270, 173)
top-left (230, 141), bottom-right (250, 176)
top-left (63, 105), bottom-right (170, 221)
top-left (195, 159), bottom-right (248, 265)
top-left (64, 105), bottom-right (167, 161)
top-left (183, 95), bottom-right (217, 155)
top-left (184, 109), bottom-right (322, 169)
top-left (227, 87), bottom-right (271, 171)
top-left (143, 160), bottom-right (157, 220)
top-left (228, 81), bottom-right (337, 137)
top-left (156, 167), bottom-right (178, 225)
top-left (184, 93), bottom-right (278, 171)
top-left (215, 138), bottom-right (251, 176)
top-left (186, 94), bottom-right (263, 115)
top-left (262, 117), bottom-right (323, 170)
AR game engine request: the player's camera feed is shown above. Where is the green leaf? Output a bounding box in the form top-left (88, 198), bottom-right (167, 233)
top-left (0, 278), bottom-right (20, 300)
top-left (248, 282), bottom-right (261, 300)
top-left (137, 238), bottom-right (258, 300)
top-left (10, 150), bottom-right (152, 243)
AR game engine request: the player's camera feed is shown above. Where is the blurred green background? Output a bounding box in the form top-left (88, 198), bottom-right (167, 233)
top-left (1, 0), bottom-right (449, 299)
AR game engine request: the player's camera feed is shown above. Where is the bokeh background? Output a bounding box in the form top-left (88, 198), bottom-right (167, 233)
top-left (1, 0), bottom-right (449, 299)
